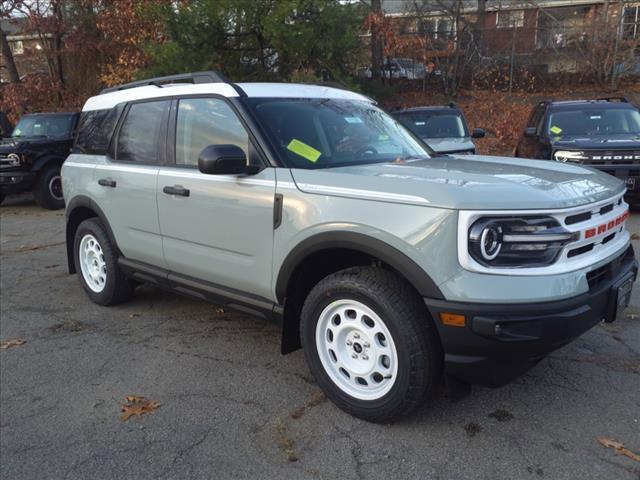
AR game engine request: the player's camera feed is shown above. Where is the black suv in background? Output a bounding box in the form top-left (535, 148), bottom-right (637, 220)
top-left (515, 98), bottom-right (640, 202)
top-left (0, 112), bottom-right (79, 208)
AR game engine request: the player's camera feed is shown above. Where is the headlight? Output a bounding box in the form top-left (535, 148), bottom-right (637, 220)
top-left (553, 150), bottom-right (587, 163)
top-left (468, 217), bottom-right (578, 267)
top-left (7, 153), bottom-right (22, 166)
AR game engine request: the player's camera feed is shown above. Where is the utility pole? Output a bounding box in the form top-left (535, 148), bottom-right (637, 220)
top-left (371, 0), bottom-right (383, 81)
top-left (610, 0), bottom-right (625, 88)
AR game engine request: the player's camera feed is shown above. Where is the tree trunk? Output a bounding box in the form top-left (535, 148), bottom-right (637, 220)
top-left (370, 0), bottom-right (383, 80)
top-left (475, 0), bottom-right (486, 55)
top-left (1, 27), bottom-right (21, 83)
top-left (52, 0), bottom-right (65, 87)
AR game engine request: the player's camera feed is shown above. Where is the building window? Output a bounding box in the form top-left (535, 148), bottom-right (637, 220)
top-left (10, 40), bottom-right (23, 55)
top-left (622, 5), bottom-right (639, 40)
top-left (536, 5), bottom-right (591, 49)
top-left (418, 16), bottom-right (455, 40)
top-left (496, 10), bottom-right (524, 28)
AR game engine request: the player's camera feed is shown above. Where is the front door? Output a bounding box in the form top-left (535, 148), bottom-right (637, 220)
top-left (157, 97), bottom-right (275, 300)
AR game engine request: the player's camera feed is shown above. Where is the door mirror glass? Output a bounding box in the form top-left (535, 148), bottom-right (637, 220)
top-left (524, 127), bottom-right (537, 138)
top-left (471, 128), bottom-right (485, 138)
top-left (198, 144), bottom-right (247, 175)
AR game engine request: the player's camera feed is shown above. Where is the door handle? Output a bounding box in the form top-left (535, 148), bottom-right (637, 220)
top-left (98, 178), bottom-right (116, 188)
top-left (163, 185), bottom-right (190, 197)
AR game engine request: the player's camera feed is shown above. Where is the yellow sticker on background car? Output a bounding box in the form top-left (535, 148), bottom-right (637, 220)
top-left (550, 125), bottom-right (562, 134)
top-left (287, 139), bottom-right (321, 163)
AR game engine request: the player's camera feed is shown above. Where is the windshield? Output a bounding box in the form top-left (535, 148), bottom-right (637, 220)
top-left (547, 108), bottom-right (640, 137)
top-left (395, 111), bottom-right (468, 139)
top-left (247, 98), bottom-right (432, 169)
top-left (12, 114), bottom-right (75, 138)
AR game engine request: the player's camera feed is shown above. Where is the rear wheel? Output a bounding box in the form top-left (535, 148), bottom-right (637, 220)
top-left (74, 218), bottom-right (134, 305)
top-left (300, 267), bottom-right (442, 422)
top-left (33, 165), bottom-right (64, 209)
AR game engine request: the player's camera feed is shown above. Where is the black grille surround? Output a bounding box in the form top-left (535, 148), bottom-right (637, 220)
top-left (587, 245), bottom-right (636, 291)
top-left (581, 150), bottom-right (640, 166)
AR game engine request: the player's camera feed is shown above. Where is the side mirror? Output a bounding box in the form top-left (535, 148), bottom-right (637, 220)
top-left (524, 127), bottom-right (537, 138)
top-left (198, 144), bottom-right (247, 175)
top-left (471, 128), bottom-right (485, 139)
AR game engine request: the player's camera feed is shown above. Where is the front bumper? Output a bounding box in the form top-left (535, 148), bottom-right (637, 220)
top-left (0, 170), bottom-right (36, 195)
top-left (425, 245), bottom-right (638, 387)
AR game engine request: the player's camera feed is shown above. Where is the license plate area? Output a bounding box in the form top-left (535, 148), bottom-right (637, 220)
top-left (604, 273), bottom-right (635, 323)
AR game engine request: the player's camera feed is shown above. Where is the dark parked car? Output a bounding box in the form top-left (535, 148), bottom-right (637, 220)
top-left (515, 98), bottom-right (640, 203)
top-left (392, 104), bottom-right (485, 155)
top-left (0, 112), bottom-right (79, 208)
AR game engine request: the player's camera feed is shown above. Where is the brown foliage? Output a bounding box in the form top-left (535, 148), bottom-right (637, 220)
top-left (96, 0), bottom-right (164, 88)
top-left (1, 74), bottom-right (85, 124)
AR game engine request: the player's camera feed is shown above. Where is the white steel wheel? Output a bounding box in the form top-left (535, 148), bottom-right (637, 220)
top-left (78, 234), bottom-right (107, 293)
top-left (315, 299), bottom-right (399, 401)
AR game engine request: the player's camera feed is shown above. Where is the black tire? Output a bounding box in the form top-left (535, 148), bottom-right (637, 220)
top-left (74, 218), bottom-right (134, 306)
top-left (33, 164), bottom-right (64, 209)
top-left (300, 267), bottom-right (443, 422)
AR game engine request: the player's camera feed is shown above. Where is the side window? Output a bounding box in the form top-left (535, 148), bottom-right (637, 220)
top-left (75, 105), bottom-right (123, 155)
top-left (175, 98), bottom-right (249, 166)
top-left (528, 106), bottom-right (544, 131)
top-left (116, 101), bottom-right (169, 163)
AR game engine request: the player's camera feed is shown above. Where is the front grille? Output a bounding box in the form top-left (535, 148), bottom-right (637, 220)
top-left (584, 150), bottom-right (640, 165)
top-left (565, 211), bottom-right (592, 225)
top-left (587, 246), bottom-right (634, 290)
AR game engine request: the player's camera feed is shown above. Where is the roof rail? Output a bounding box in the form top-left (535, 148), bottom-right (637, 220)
top-left (597, 96), bottom-right (629, 103)
top-left (100, 70), bottom-right (230, 94)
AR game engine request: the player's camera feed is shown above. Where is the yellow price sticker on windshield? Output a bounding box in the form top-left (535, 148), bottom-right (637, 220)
top-left (287, 139), bottom-right (321, 163)
top-left (550, 125), bottom-right (562, 134)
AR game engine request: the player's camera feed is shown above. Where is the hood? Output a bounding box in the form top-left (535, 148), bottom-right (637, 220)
top-left (290, 155), bottom-right (625, 210)
top-left (423, 137), bottom-right (475, 154)
top-left (551, 134), bottom-right (640, 150)
top-left (0, 136), bottom-right (66, 155)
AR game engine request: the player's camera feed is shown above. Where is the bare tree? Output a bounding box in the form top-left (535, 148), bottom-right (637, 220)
top-left (1, 25), bottom-right (21, 83)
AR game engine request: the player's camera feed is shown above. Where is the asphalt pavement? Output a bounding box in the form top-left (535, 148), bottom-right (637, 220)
top-left (1, 193), bottom-right (639, 480)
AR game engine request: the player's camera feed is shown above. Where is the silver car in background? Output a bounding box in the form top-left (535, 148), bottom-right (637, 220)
top-left (392, 104), bottom-right (485, 155)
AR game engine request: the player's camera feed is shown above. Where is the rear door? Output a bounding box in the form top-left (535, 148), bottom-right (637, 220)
top-left (157, 96), bottom-right (275, 300)
top-left (93, 99), bottom-right (170, 268)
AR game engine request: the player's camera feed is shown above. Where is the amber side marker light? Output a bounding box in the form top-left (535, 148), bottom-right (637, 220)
top-left (440, 313), bottom-right (466, 327)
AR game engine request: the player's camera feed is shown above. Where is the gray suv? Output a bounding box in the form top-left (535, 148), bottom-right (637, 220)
top-left (63, 71), bottom-right (637, 421)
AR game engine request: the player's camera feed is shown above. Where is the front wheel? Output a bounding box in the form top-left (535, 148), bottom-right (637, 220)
top-left (74, 218), bottom-right (134, 305)
top-left (300, 267), bottom-right (442, 422)
top-left (33, 165), bottom-right (64, 209)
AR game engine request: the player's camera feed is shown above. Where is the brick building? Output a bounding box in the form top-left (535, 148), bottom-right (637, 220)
top-left (374, 0), bottom-right (640, 75)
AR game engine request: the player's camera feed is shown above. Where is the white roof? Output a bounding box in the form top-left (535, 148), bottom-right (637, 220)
top-left (83, 82), bottom-right (372, 111)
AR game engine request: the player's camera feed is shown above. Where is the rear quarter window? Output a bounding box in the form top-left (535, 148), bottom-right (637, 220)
top-left (74, 105), bottom-right (124, 155)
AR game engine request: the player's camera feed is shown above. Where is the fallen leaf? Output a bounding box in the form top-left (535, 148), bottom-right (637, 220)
top-left (128, 313), bottom-right (141, 319)
top-left (120, 395), bottom-right (160, 421)
top-left (631, 233), bottom-right (639, 241)
top-left (0, 338), bottom-right (26, 349)
top-left (599, 437), bottom-right (640, 462)
top-left (215, 307), bottom-right (225, 314)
